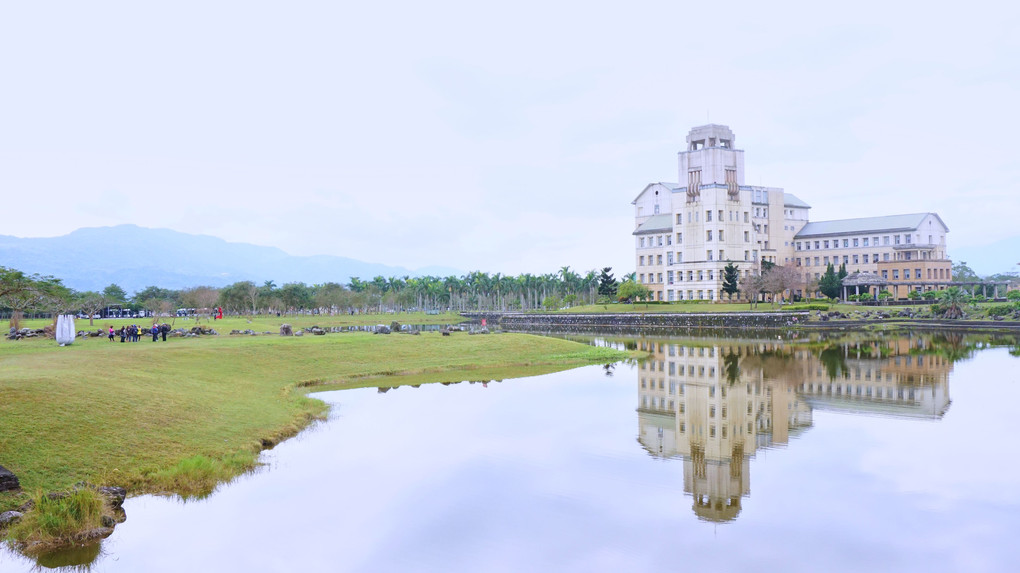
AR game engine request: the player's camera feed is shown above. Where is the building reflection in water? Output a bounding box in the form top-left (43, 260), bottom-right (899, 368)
top-left (635, 336), bottom-right (953, 523)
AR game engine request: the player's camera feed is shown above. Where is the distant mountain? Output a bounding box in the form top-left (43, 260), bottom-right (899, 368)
top-left (950, 236), bottom-right (1020, 277)
top-left (0, 225), bottom-right (461, 294)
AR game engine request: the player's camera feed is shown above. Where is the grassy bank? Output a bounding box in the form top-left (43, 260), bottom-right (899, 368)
top-left (0, 331), bottom-right (628, 520)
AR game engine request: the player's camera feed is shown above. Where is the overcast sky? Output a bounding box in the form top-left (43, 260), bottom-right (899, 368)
top-left (2, 1), bottom-right (1017, 277)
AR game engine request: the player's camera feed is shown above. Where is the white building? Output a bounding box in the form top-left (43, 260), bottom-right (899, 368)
top-left (632, 125), bottom-right (952, 301)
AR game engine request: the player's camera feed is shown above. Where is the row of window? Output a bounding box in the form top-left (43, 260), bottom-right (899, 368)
top-left (796, 233), bottom-right (935, 251)
top-left (640, 266), bottom-right (758, 284)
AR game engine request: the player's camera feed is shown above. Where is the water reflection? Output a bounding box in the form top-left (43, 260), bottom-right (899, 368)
top-left (634, 333), bottom-right (962, 522)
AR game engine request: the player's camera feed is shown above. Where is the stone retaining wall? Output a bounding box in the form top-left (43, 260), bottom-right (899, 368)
top-left (461, 311), bottom-right (808, 331)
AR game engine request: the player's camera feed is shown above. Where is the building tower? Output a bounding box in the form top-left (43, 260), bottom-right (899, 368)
top-left (633, 124), bottom-right (806, 302)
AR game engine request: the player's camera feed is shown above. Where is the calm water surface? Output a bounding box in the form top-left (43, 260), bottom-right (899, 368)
top-left (3, 332), bottom-right (1020, 572)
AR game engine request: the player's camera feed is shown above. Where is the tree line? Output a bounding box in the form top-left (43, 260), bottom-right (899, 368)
top-left (0, 266), bottom-right (625, 323)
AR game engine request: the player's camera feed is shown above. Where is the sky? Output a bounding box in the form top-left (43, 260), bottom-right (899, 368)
top-left (1, 1), bottom-right (1018, 277)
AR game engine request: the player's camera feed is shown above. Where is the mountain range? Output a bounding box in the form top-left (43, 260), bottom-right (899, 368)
top-left (0, 225), bottom-right (460, 294)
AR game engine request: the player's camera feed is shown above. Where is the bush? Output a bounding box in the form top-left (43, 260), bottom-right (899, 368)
top-left (1007, 290), bottom-right (1020, 302)
top-left (986, 304), bottom-right (1015, 317)
top-left (877, 290), bottom-right (893, 300)
top-left (907, 290), bottom-right (921, 300)
top-left (923, 291), bottom-right (938, 300)
top-left (970, 295), bottom-right (987, 304)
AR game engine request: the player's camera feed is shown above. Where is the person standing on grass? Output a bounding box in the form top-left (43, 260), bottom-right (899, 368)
top-left (119, 326), bottom-right (126, 343)
top-left (108, 326), bottom-right (115, 342)
top-left (151, 324), bottom-right (158, 342)
top-left (160, 323), bottom-right (169, 342)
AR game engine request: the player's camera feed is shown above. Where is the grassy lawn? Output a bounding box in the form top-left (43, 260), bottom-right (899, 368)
top-left (0, 330), bottom-right (627, 514)
top-left (16, 311), bottom-right (466, 333)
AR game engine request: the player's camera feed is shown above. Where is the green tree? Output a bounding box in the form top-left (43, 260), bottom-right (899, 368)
top-left (102, 284), bottom-right (128, 303)
top-left (819, 264), bottom-right (841, 299)
top-left (722, 262), bottom-right (740, 300)
top-left (598, 267), bottom-right (617, 297)
top-left (616, 280), bottom-right (650, 303)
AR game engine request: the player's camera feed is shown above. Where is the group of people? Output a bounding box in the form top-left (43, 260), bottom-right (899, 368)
top-left (106, 323), bottom-right (172, 343)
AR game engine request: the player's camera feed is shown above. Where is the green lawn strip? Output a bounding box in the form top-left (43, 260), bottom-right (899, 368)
top-left (18, 311), bottom-right (466, 332)
top-left (0, 332), bottom-right (625, 515)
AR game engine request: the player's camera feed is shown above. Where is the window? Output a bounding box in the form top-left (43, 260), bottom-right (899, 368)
top-left (697, 271), bottom-right (703, 281)
top-left (658, 236), bottom-right (663, 247)
top-left (843, 255), bottom-right (849, 264)
top-left (796, 241), bottom-right (802, 250)
top-left (676, 213), bottom-right (682, 225)
top-left (905, 235), bottom-right (912, 244)
top-left (853, 255), bottom-right (859, 264)
top-left (824, 240), bottom-right (830, 249)
top-left (883, 253), bottom-right (890, 261)
top-left (853, 238), bottom-right (859, 247)
top-left (707, 230), bottom-right (713, 241)
top-left (915, 269), bottom-right (922, 279)
top-left (718, 210), bottom-right (723, 221)
top-left (706, 210), bottom-right (713, 222)
top-left (707, 250), bottom-right (714, 261)
top-left (639, 237), bottom-right (645, 248)
top-left (744, 251), bottom-right (750, 261)
top-left (658, 273), bottom-right (663, 283)
top-left (843, 239), bottom-right (849, 247)
top-left (814, 257), bottom-right (820, 266)
top-left (718, 230), bottom-right (724, 241)
top-left (884, 236), bottom-right (890, 245)
top-left (863, 238), bottom-right (869, 247)
top-left (893, 270), bottom-right (899, 280)
top-left (667, 252), bottom-right (674, 265)
top-left (657, 254), bottom-right (662, 265)
top-left (666, 235), bottom-right (672, 246)
top-left (667, 271), bottom-right (674, 284)
top-left (894, 235), bottom-right (901, 245)
top-left (718, 250), bottom-right (725, 260)
top-left (677, 232), bottom-right (682, 244)
top-left (743, 212), bottom-right (749, 223)
top-left (746, 231), bottom-right (751, 242)
top-left (824, 256), bottom-right (830, 265)
top-left (815, 241), bottom-right (820, 249)
top-left (639, 274), bottom-right (644, 283)
top-left (639, 256), bottom-right (645, 266)
top-left (708, 270), bottom-right (714, 280)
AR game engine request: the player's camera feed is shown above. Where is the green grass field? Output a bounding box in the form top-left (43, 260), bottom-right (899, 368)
top-left (16, 311), bottom-right (466, 333)
top-left (0, 329), bottom-right (628, 518)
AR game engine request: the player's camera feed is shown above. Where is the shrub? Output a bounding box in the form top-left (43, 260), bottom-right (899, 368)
top-left (923, 291), bottom-right (938, 300)
top-left (1007, 290), bottom-right (1020, 302)
top-left (986, 304), bottom-right (1015, 317)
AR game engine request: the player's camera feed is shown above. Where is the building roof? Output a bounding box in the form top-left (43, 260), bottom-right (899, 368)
top-left (784, 194), bottom-right (811, 209)
top-left (796, 213), bottom-right (946, 238)
top-left (633, 214), bottom-right (673, 235)
top-left (631, 182), bottom-right (679, 204)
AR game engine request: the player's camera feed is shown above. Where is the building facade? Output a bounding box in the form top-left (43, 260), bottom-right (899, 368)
top-left (633, 124), bottom-right (953, 301)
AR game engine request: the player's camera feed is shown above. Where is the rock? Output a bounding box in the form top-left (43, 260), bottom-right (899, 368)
top-left (441, 328), bottom-right (451, 336)
top-left (98, 486), bottom-right (127, 508)
top-left (101, 515), bottom-right (116, 528)
top-left (0, 511), bottom-right (23, 526)
top-left (0, 465), bottom-right (20, 492)
top-left (280, 324), bottom-right (293, 336)
top-left (390, 321), bottom-right (401, 332)
top-left (374, 325), bottom-right (391, 335)
top-left (294, 331), bottom-right (304, 337)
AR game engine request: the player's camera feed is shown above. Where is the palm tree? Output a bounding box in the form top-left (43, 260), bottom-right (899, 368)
top-left (938, 286), bottom-right (968, 319)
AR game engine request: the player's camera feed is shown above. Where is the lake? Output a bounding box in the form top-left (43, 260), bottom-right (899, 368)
top-left (4, 330), bottom-right (1020, 572)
